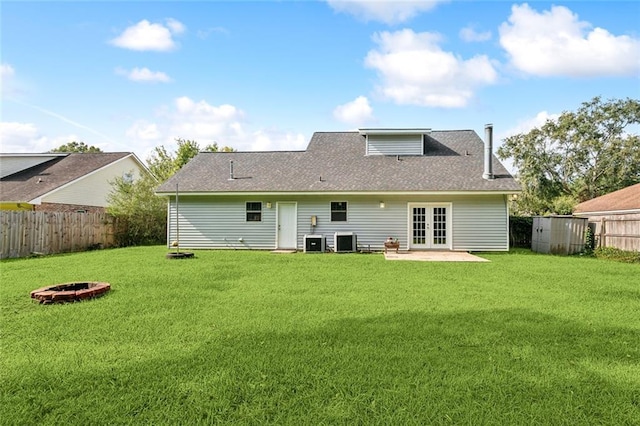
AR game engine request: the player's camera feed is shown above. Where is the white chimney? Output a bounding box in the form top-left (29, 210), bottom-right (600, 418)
top-left (483, 124), bottom-right (494, 180)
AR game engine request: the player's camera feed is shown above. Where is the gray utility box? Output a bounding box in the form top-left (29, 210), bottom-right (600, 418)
top-left (304, 235), bottom-right (326, 253)
top-left (531, 216), bottom-right (588, 255)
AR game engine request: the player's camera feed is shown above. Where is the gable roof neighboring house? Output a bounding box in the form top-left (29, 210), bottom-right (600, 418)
top-left (0, 152), bottom-right (149, 210)
top-left (156, 127), bottom-right (520, 252)
top-left (157, 130), bottom-right (520, 194)
top-left (574, 183), bottom-right (640, 215)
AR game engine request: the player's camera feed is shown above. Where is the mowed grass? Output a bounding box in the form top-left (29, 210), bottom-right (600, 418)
top-left (1, 247), bottom-right (639, 425)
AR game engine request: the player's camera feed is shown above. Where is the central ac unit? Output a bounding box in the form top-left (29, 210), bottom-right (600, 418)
top-left (304, 235), bottom-right (326, 253)
top-left (334, 232), bottom-right (357, 252)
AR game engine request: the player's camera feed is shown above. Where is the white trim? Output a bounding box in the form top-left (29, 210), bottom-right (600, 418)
top-left (359, 128), bottom-right (432, 135)
top-left (505, 194), bottom-right (510, 250)
top-left (166, 199), bottom-right (172, 248)
top-left (574, 209), bottom-right (640, 216)
top-left (156, 190), bottom-right (521, 197)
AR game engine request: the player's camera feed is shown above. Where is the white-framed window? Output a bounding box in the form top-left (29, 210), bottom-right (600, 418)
top-left (122, 171), bottom-right (134, 184)
top-left (246, 202), bottom-right (262, 222)
top-left (331, 201), bottom-right (347, 222)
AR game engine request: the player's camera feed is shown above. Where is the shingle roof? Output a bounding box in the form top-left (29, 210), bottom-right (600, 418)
top-left (574, 183), bottom-right (640, 213)
top-left (156, 130), bottom-right (521, 194)
top-left (0, 152), bottom-right (132, 202)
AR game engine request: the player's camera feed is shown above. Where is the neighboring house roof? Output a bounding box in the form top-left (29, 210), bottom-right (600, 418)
top-left (0, 152), bottom-right (139, 203)
top-left (157, 130), bottom-right (520, 194)
top-left (0, 153), bottom-right (68, 178)
top-left (574, 183), bottom-right (640, 214)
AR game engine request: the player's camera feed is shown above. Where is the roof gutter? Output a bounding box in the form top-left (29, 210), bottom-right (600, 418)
top-left (155, 189), bottom-right (521, 197)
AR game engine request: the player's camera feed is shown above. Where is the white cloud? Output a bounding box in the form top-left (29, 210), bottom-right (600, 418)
top-left (0, 122), bottom-right (83, 153)
top-left (459, 25), bottom-right (491, 42)
top-left (250, 129), bottom-right (307, 151)
top-left (499, 4), bottom-right (640, 77)
top-left (499, 111), bottom-right (560, 140)
top-left (1, 63), bottom-right (18, 98)
top-left (197, 27), bottom-right (229, 39)
top-left (170, 96), bottom-right (245, 141)
top-left (327, 0), bottom-right (446, 25)
top-left (116, 67), bottom-right (172, 83)
top-left (333, 96), bottom-right (374, 126)
top-left (130, 96), bottom-right (246, 151)
top-left (365, 29), bottom-right (498, 108)
top-left (110, 19), bottom-right (185, 51)
top-left (126, 120), bottom-right (162, 141)
top-left (124, 96), bottom-right (310, 158)
top-left (1, 63), bottom-right (15, 79)
top-left (165, 18), bottom-right (185, 35)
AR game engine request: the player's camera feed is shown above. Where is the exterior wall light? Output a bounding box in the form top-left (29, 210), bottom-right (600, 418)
top-left (266, 202), bottom-right (272, 209)
top-left (379, 202), bottom-right (385, 208)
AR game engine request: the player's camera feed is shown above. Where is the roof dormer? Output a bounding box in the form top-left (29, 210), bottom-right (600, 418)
top-left (359, 128), bottom-right (431, 156)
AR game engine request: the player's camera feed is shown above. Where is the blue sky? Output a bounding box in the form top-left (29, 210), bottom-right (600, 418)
top-left (1, 1), bottom-right (639, 169)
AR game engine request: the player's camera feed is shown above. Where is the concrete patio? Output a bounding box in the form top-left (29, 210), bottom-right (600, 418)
top-left (384, 251), bottom-right (489, 262)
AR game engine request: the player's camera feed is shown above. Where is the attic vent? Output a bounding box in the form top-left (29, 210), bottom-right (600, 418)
top-left (366, 134), bottom-right (423, 156)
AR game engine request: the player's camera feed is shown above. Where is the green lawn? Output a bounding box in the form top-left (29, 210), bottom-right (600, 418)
top-left (1, 247), bottom-right (639, 425)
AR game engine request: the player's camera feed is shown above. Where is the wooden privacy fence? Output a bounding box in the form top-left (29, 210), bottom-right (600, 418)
top-left (588, 215), bottom-right (640, 252)
top-left (0, 211), bottom-right (116, 259)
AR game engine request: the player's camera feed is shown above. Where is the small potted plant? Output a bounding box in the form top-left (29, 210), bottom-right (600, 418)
top-left (384, 237), bottom-right (400, 253)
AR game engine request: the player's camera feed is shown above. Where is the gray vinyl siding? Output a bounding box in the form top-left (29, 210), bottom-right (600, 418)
top-left (168, 196), bottom-right (276, 249)
top-left (296, 196), bottom-right (407, 251)
top-left (451, 195), bottom-right (509, 251)
top-left (166, 194), bottom-right (510, 251)
top-left (366, 134), bottom-right (423, 156)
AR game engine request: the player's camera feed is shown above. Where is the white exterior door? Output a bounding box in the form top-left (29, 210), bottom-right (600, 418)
top-left (408, 203), bottom-right (452, 250)
top-left (277, 202), bottom-right (297, 249)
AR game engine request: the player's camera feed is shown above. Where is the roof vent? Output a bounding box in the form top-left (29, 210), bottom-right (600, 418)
top-left (228, 160), bottom-right (234, 180)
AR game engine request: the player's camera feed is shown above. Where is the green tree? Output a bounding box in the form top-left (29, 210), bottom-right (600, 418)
top-left (49, 141), bottom-right (103, 153)
top-left (107, 173), bottom-right (166, 246)
top-left (146, 138), bottom-right (234, 182)
top-left (203, 142), bottom-right (236, 153)
top-left (498, 97), bottom-right (640, 215)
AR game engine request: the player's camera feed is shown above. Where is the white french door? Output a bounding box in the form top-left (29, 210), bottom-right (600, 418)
top-left (408, 203), bottom-right (451, 250)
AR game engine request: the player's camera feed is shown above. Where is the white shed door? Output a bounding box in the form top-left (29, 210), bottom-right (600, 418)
top-left (277, 202), bottom-right (297, 249)
top-left (409, 203), bottom-right (451, 250)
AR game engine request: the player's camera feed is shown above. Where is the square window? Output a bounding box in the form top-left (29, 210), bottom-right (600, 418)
top-left (246, 202), bottom-right (262, 222)
top-left (331, 201), bottom-right (347, 222)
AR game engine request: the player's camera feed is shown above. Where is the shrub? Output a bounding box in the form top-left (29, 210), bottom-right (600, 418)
top-left (107, 174), bottom-right (166, 246)
top-left (509, 216), bottom-right (533, 248)
top-left (593, 247), bottom-right (640, 263)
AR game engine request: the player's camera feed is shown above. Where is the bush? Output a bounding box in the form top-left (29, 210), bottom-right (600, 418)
top-left (593, 247), bottom-right (640, 263)
top-left (107, 174), bottom-right (166, 246)
top-left (509, 216), bottom-right (533, 248)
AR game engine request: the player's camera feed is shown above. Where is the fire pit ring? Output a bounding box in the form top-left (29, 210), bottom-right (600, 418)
top-left (31, 282), bottom-right (111, 304)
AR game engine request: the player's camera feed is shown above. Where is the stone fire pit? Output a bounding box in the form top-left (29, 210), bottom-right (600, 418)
top-left (31, 282), bottom-right (110, 304)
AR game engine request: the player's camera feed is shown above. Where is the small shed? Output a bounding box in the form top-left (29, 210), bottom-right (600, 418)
top-left (531, 216), bottom-right (588, 255)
